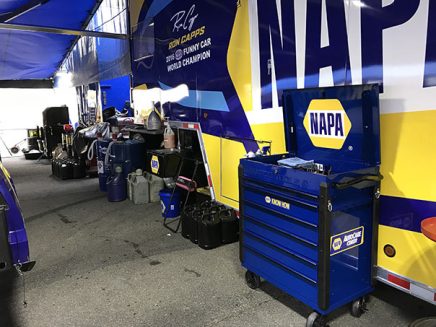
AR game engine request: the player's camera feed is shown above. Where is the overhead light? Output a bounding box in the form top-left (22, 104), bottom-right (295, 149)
top-left (351, 0), bottom-right (366, 7)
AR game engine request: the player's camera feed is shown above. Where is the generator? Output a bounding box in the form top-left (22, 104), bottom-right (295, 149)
top-left (239, 85), bottom-right (382, 327)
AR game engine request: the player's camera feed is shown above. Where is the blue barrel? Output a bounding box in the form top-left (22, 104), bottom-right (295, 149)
top-left (159, 189), bottom-right (181, 218)
top-left (110, 140), bottom-right (146, 179)
top-left (97, 139), bottom-right (111, 192)
top-left (106, 173), bottom-right (127, 202)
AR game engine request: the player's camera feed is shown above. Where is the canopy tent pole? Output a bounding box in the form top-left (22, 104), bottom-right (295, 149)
top-left (0, 22), bottom-right (127, 39)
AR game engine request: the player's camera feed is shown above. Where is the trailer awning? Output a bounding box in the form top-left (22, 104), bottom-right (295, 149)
top-left (0, 0), bottom-right (99, 80)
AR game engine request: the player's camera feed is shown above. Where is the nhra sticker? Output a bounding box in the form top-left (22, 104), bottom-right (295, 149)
top-left (303, 99), bottom-right (352, 150)
top-left (265, 196), bottom-right (290, 210)
top-left (97, 160), bottom-right (104, 174)
top-left (151, 155), bottom-right (160, 174)
top-left (330, 226), bottom-right (364, 256)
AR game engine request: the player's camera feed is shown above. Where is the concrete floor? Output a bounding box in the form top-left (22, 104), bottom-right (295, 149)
top-left (1, 157), bottom-right (435, 326)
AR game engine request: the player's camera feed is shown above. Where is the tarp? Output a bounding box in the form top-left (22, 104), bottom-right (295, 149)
top-left (58, 0), bottom-right (131, 87)
top-left (0, 0), bottom-right (98, 80)
top-left (0, 1), bottom-right (31, 14)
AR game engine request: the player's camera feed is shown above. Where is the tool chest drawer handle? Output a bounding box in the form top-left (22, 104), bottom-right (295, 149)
top-left (243, 177), bottom-right (318, 200)
top-left (333, 174), bottom-right (383, 190)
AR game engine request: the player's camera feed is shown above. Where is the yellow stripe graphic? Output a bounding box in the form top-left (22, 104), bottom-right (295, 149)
top-left (380, 110), bottom-right (436, 202)
top-left (378, 225), bottom-right (436, 288)
top-left (227, 0), bottom-right (252, 112)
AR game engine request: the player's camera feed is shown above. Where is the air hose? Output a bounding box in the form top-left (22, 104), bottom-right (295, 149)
top-left (104, 141), bottom-right (115, 169)
top-left (87, 139), bottom-right (98, 161)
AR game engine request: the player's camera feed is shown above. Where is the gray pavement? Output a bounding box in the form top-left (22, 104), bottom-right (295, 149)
top-left (1, 157), bottom-right (434, 327)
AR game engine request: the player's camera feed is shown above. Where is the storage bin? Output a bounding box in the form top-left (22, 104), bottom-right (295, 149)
top-left (146, 149), bottom-right (181, 178)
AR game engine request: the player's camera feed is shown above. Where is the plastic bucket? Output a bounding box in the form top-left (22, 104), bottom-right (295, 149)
top-left (159, 189), bottom-right (181, 218)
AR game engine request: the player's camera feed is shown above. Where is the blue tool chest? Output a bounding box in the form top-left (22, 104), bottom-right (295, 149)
top-left (239, 85), bottom-right (382, 326)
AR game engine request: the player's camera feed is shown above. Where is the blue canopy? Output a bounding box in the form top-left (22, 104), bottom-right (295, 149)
top-left (0, 0), bottom-right (98, 80)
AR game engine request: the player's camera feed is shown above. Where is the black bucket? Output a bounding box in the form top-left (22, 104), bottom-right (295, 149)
top-left (220, 209), bottom-right (239, 244)
top-left (198, 210), bottom-right (221, 250)
top-left (73, 159), bottom-right (86, 179)
top-left (59, 160), bottom-right (73, 180)
top-left (51, 159), bottom-right (57, 175)
top-left (212, 204), bottom-right (226, 215)
top-left (200, 201), bottom-right (225, 214)
top-left (189, 209), bottom-right (203, 244)
top-left (181, 205), bottom-right (195, 239)
top-left (200, 201), bottom-right (212, 211)
top-left (53, 158), bottom-right (62, 177)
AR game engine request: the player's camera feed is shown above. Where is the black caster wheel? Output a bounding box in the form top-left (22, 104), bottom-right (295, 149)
top-left (306, 312), bottom-right (329, 327)
top-left (245, 270), bottom-right (261, 289)
top-left (351, 297), bottom-right (368, 318)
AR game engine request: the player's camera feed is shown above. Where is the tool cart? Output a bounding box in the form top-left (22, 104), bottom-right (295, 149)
top-left (239, 85), bottom-right (382, 326)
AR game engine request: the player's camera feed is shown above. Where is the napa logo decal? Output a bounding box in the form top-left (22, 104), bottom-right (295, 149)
top-left (303, 99), bottom-right (352, 150)
top-left (330, 226), bottom-right (364, 256)
top-left (151, 155), bottom-right (160, 174)
top-left (265, 196), bottom-right (290, 210)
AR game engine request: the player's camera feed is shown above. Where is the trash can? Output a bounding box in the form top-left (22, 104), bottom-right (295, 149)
top-left (159, 189), bottom-right (181, 218)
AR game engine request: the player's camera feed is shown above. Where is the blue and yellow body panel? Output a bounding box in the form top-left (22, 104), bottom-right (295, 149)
top-left (377, 110), bottom-right (436, 289)
top-left (130, 0), bottom-right (436, 295)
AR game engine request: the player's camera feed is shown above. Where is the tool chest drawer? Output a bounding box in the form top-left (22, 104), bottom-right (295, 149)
top-left (242, 181), bottom-right (319, 226)
top-left (244, 227), bottom-right (318, 281)
top-left (243, 204), bottom-right (318, 245)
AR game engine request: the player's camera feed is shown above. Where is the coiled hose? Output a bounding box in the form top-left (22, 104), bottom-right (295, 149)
top-left (87, 139), bottom-right (98, 161)
top-left (104, 141), bottom-right (115, 169)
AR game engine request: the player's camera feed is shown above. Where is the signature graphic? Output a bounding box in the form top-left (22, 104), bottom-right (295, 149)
top-left (170, 4), bottom-right (198, 33)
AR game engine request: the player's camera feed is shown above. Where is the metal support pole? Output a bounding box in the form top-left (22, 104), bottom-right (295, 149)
top-left (0, 22), bottom-right (128, 39)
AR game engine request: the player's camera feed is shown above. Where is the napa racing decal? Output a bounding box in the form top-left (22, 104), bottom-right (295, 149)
top-left (330, 226), bottom-right (364, 256)
top-left (303, 99), bottom-right (352, 150)
top-left (265, 196), bottom-right (290, 210)
top-left (151, 155), bottom-right (160, 174)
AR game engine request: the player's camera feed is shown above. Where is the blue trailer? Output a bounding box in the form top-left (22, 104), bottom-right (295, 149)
top-left (239, 85), bottom-right (382, 326)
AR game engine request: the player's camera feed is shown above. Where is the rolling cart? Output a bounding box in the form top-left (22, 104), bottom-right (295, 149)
top-left (239, 85), bottom-right (382, 326)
